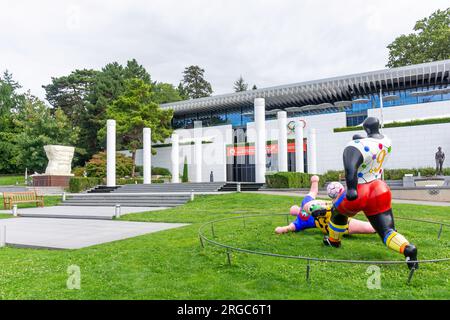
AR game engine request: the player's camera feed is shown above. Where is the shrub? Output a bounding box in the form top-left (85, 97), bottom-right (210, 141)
top-left (152, 167), bottom-right (171, 176)
top-left (68, 177), bottom-right (103, 193)
top-left (322, 170), bottom-right (344, 182)
top-left (72, 167), bottom-right (86, 177)
top-left (85, 152), bottom-right (133, 178)
top-left (135, 165), bottom-right (143, 177)
top-left (182, 156), bottom-right (189, 183)
top-left (117, 177), bottom-right (165, 185)
top-left (117, 177), bottom-right (143, 185)
top-left (384, 167), bottom-right (450, 180)
top-left (266, 172), bottom-right (326, 188)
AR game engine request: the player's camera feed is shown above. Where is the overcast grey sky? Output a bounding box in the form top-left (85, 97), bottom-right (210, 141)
top-left (1, 0), bottom-right (448, 100)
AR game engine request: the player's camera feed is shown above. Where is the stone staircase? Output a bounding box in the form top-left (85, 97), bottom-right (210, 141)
top-left (218, 183), bottom-right (264, 192)
top-left (88, 182), bottom-right (227, 194)
top-left (62, 182), bottom-right (227, 207)
top-left (61, 193), bottom-right (192, 207)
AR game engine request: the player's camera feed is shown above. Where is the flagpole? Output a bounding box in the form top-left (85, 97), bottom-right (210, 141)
top-left (379, 88), bottom-right (384, 128)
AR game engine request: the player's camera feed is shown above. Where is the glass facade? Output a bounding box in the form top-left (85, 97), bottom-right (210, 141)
top-left (345, 85), bottom-right (450, 126)
top-left (172, 84), bottom-right (450, 129)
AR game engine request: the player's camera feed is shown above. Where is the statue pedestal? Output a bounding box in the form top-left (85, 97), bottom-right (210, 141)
top-left (32, 175), bottom-right (73, 187)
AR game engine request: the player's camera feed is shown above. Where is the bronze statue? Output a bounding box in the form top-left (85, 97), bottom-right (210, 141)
top-left (435, 147), bottom-right (445, 176)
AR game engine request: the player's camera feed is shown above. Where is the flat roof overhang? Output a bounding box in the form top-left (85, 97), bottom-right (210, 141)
top-left (162, 59), bottom-right (450, 115)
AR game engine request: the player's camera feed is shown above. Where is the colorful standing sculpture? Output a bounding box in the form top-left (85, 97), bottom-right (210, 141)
top-left (322, 117), bottom-right (418, 269)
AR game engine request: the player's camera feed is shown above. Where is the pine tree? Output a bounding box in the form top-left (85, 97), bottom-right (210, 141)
top-left (233, 75), bottom-right (248, 92)
top-left (181, 65), bottom-right (213, 99)
top-left (252, 84), bottom-right (258, 90)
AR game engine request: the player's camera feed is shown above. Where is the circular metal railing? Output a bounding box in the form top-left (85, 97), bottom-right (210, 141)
top-left (198, 213), bottom-right (450, 283)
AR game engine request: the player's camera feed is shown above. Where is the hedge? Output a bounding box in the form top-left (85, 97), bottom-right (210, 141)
top-left (152, 167), bottom-right (171, 176)
top-left (266, 172), bottom-right (326, 188)
top-left (333, 117), bottom-right (450, 133)
top-left (383, 167), bottom-right (450, 180)
top-left (265, 168), bottom-right (450, 188)
top-left (117, 178), bottom-right (165, 185)
top-left (68, 177), bottom-right (103, 193)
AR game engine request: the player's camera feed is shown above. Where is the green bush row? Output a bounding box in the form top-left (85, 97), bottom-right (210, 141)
top-left (117, 178), bottom-right (165, 185)
top-left (265, 167), bottom-right (449, 188)
top-left (68, 177), bottom-right (103, 193)
top-left (266, 172), bottom-right (326, 188)
top-left (383, 167), bottom-right (450, 180)
top-left (333, 117), bottom-right (450, 133)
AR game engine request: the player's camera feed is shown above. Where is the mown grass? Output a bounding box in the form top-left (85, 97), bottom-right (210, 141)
top-left (0, 193), bottom-right (449, 300)
top-left (0, 175), bottom-right (25, 186)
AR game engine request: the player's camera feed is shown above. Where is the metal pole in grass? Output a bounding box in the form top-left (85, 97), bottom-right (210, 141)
top-left (305, 259), bottom-right (311, 283)
top-left (243, 214), bottom-right (246, 228)
top-left (226, 249), bottom-right (232, 266)
top-left (286, 214), bottom-right (289, 226)
top-left (199, 235), bottom-right (204, 248)
top-left (407, 266), bottom-right (417, 285)
top-left (211, 223), bottom-right (215, 238)
top-left (438, 224), bottom-right (444, 240)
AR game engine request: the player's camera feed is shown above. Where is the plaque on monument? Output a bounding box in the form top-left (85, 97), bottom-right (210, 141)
top-left (32, 145), bottom-right (75, 187)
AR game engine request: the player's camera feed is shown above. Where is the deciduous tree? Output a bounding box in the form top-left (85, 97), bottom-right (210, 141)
top-left (386, 8), bottom-right (450, 68)
top-left (105, 79), bottom-right (173, 176)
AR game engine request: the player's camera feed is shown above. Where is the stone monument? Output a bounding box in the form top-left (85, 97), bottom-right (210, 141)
top-left (32, 145), bottom-right (75, 187)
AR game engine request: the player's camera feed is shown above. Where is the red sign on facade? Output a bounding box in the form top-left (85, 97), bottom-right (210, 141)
top-left (226, 141), bottom-right (306, 157)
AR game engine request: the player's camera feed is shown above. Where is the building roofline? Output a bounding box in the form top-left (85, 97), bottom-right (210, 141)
top-left (162, 59), bottom-right (450, 114)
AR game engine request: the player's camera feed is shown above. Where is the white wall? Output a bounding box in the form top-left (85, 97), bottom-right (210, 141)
top-left (314, 122), bottom-right (450, 173)
top-left (130, 100), bottom-right (450, 180)
top-left (369, 100), bottom-right (450, 123)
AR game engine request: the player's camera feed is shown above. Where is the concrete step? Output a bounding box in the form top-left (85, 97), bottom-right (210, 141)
top-left (18, 213), bottom-right (114, 220)
top-left (67, 195), bottom-right (191, 200)
top-left (65, 198), bottom-right (186, 203)
top-left (60, 202), bottom-right (182, 207)
top-left (218, 183), bottom-right (264, 192)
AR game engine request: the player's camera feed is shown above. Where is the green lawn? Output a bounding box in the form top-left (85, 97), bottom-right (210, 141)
top-left (0, 175), bottom-right (26, 186)
top-left (0, 193), bottom-right (449, 299)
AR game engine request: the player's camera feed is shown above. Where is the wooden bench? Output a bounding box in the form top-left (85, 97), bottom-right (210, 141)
top-left (2, 191), bottom-right (44, 210)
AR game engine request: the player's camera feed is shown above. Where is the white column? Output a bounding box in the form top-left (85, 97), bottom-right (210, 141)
top-left (295, 120), bottom-right (304, 173)
top-left (194, 121), bottom-right (203, 183)
top-left (106, 119), bottom-right (116, 187)
top-left (277, 111), bottom-right (288, 172)
top-left (171, 133), bottom-right (180, 183)
top-left (308, 128), bottom-right (317, 174)
top-left (143, 127), bottom-right (152, 184)
top-left (254, 98), bottom-right (266, 183)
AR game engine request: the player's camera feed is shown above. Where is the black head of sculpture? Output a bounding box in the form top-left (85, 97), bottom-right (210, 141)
top-left (362, 117), bottom-right (383, 138)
